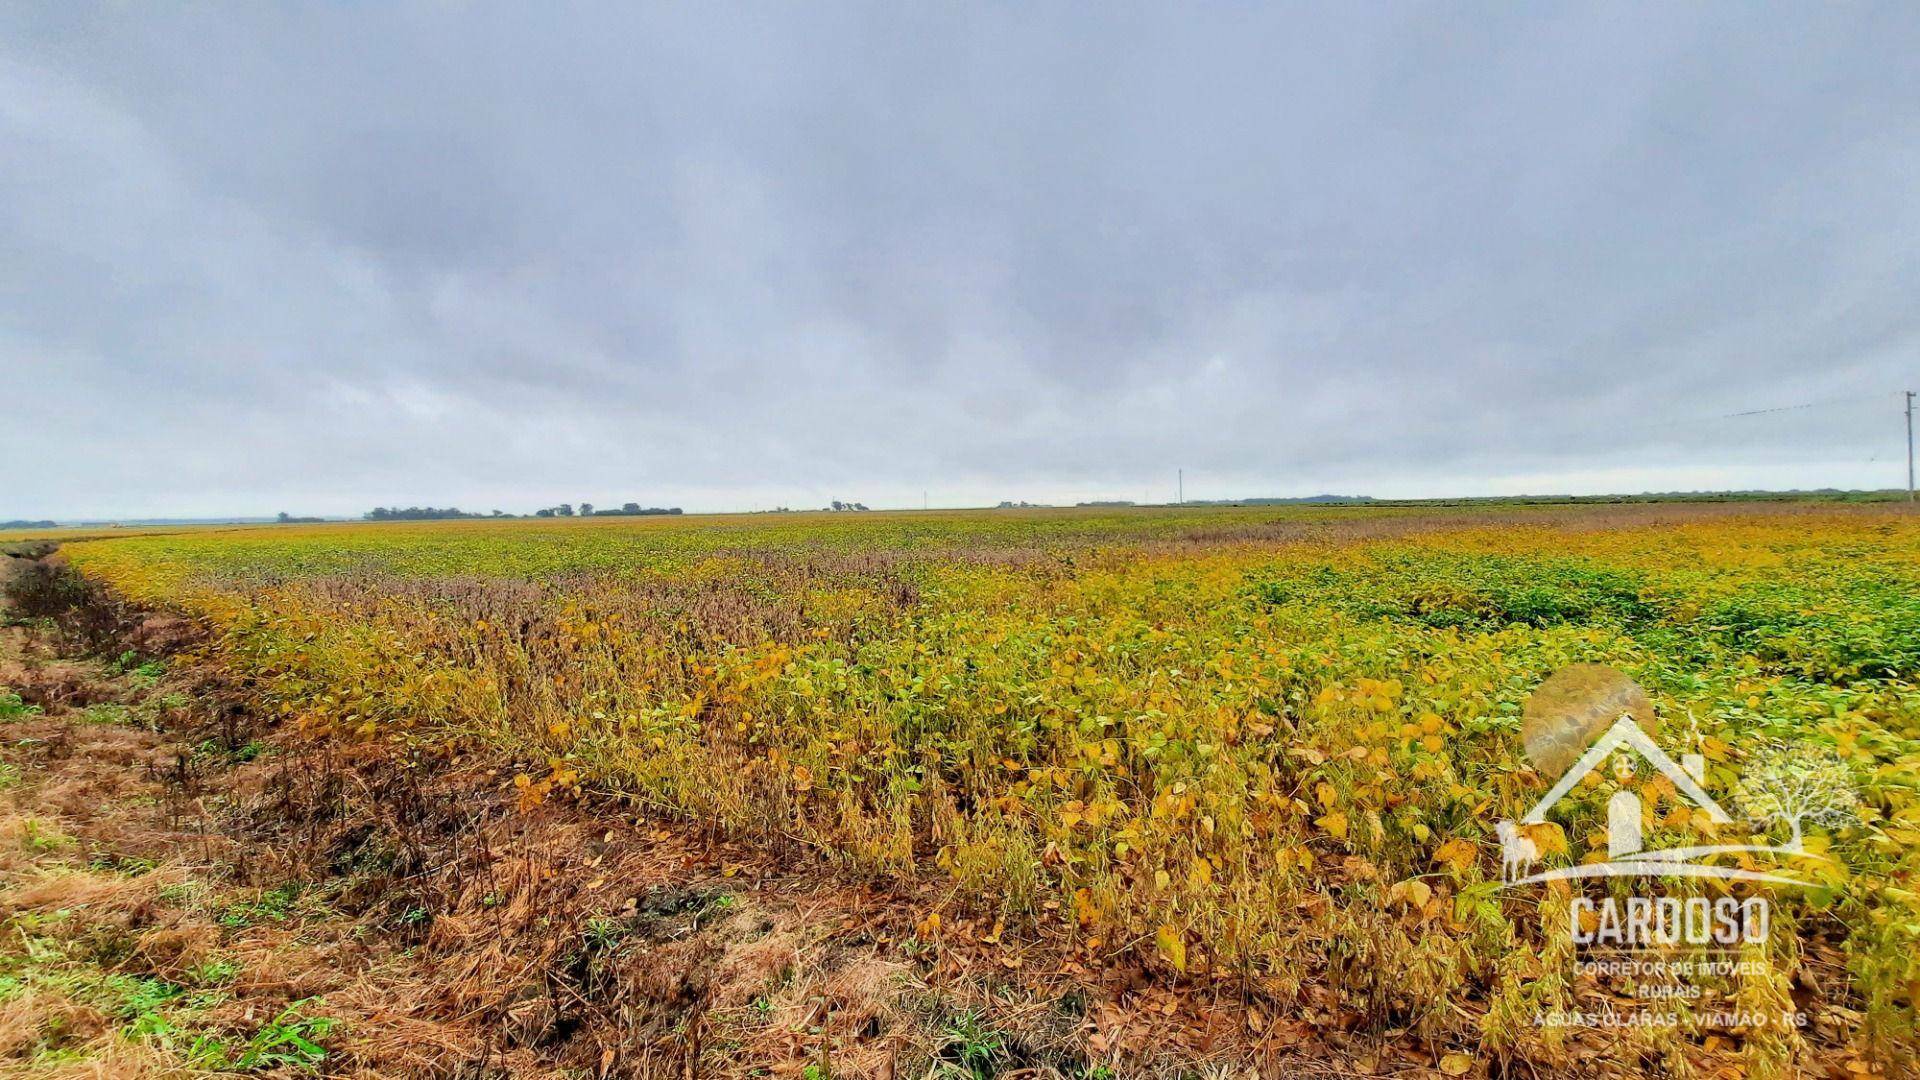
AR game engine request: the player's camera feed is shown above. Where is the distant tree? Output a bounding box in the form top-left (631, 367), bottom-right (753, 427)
top-left (535, 508), bottom-right (554, 518)
top-left (363, 506), bottom-right (479, 521)
top-left (557, 504), bottom-right (574, 517)
top-left (278, 512), bottom-right (291, 523)
top-left (580, 503), bottom-right (594, 517)
top-left (622, 502), bottom-right (641, 514)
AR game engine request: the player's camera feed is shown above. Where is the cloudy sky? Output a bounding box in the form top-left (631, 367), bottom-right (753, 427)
top-left (5, 4), bottom-right (1918, 518)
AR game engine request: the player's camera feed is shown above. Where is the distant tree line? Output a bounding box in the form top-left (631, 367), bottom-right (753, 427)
top-left (828, 500), bottom-right (870, 511)
top-left (1180, 495), bottom-right (1374, 506)
top-left (359, 503), bottom-right (684, 521)
top-left (275, 512), bottom-right (326, 524)
top-left (1, 520), bottom-right (56, 529)
top-left (365, 506), bottom-right (502, 521)
top-left (533, 503), bottom-right (682, 518)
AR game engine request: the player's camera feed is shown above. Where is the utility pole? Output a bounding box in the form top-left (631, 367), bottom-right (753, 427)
top-left (1178, 469), bottom-right (1184, 505)
top-left (1907, 391), bottom-right (1915, 502)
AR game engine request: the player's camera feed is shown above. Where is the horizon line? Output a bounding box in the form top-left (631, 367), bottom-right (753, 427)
top-left (9, 485), bottom-right (1913, 528)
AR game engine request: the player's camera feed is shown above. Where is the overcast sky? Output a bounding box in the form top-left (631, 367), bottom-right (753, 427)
top-left (5, 4), bottom-right (1919, 518)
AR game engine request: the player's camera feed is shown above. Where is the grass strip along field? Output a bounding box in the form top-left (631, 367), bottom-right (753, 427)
top-left (60, 504), bottom-right (1920, 1073)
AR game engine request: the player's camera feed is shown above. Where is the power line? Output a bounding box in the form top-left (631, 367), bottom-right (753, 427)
top-left (1657, 390), bottom-right (1915, 490)
top-left (1585, 390), bottom-right (1891, 442)
top-left (1716, 392), bottom-right (1885, 419)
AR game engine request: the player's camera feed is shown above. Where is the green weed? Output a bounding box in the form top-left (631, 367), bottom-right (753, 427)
top-left (0, 691), bottom-right (39, 720)
top-left (216, 882), bottom-right (306, 927)
top-left (582, 915), bottom-right (628, 954)
top-left (19, 817), bottom-right (72, 853)
top-left (938, 1010), bottom-right (1006, 1078)
top-left (235, 1000), bottom-right (336, 1069)
top-left (186, 958), bottom-right (239, 986)
top-left (79, 703), bottom-right (131, 725)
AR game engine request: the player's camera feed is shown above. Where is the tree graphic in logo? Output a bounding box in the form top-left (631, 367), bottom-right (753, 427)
top-left (1732, 741), bottom-right (1860, 852)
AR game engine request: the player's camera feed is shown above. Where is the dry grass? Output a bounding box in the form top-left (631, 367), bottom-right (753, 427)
top-left (0, 612), bottom-right (494, 1078)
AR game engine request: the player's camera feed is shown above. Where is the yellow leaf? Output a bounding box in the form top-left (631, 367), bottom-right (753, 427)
top-left (1522, 821), bottom-right (1567, 857)
top-left (1072, 888), bottom-right (1100, 925)
top-left (1155, 923), bottom-right (1187, 973)
top-left (1433, 837), bottom-right (1477, 873)
top-left (1317, 812), bottom-right (1349, 840)
top-left (1573, 905), bottom-right (1599, 935)
top-left (1440, 1052), bottom-right (1473, 1076)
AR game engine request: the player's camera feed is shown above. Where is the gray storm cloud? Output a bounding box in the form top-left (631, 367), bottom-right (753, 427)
top-left (4, 3), bottom-right (1918, 517)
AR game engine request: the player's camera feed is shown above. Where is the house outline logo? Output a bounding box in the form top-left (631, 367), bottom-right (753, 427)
top-left (1498, 711), bottom-right (1819, 888)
